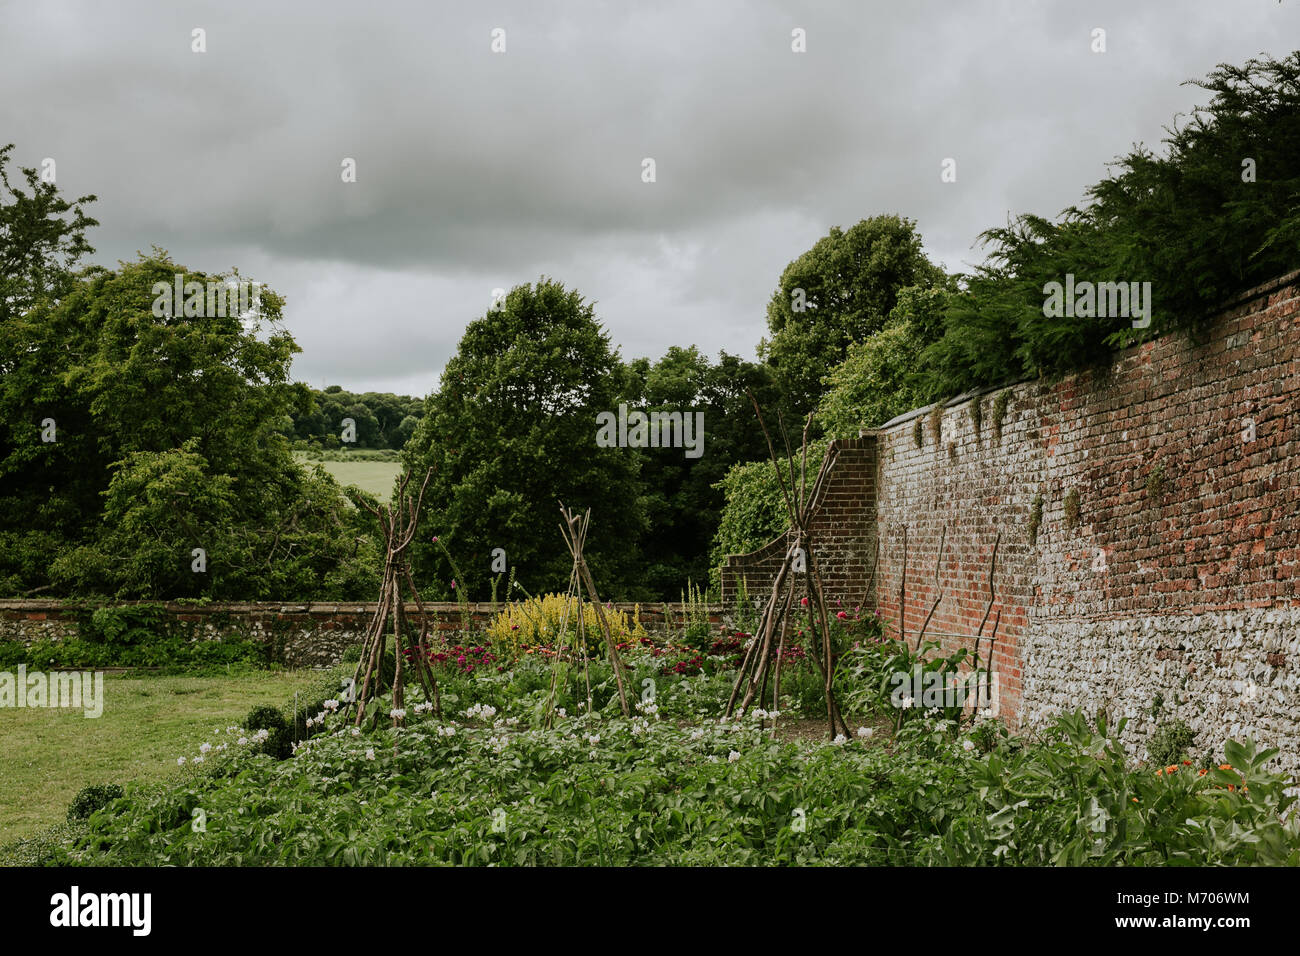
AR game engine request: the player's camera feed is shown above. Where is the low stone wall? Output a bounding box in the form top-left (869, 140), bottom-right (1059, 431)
top-left (0, 600), bottom-right (726, 669)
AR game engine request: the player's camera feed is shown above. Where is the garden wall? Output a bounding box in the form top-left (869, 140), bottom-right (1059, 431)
top-left (0, 600), bottom-right (725, 669)
top-left (723, 270), bottom-right (1300, 773)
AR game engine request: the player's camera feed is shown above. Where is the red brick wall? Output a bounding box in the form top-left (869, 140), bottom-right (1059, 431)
top-left (719, 436), bottom-right (878, 614)
top-left (720, 271), bottom-right (1300, 762)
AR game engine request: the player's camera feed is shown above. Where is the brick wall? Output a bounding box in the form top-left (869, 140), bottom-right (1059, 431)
top-left (719, 436), bottom-right (878, 614)
top-left (0, 600), bottom-right (725, 669)
top-left (721, 270), bottom-right (1300, 772)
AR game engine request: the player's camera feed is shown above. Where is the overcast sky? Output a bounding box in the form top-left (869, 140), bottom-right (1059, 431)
top-left (3, 1), bottom-right (1295, 397)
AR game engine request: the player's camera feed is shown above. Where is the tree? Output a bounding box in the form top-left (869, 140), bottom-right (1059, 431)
top-left (816, 285), bottom-right (950, 438)
top-left (402, 278), bottom-right (647, 599)
top-left (0, 251), bottom-right (378, 599)
top-left (758, 214), bottom-right (946, 421)
top-left (0, 143), bottom-right (98, 327)
top-left (622, 346), bottom-right (783, 597)
top-left (918, 52), bottom-right (1300, 398)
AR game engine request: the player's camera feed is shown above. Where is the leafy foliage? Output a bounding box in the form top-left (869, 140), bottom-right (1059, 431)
top-left (708, 439), bottom-right (830, 587)
top-left (402, 278), bottom-right (648, 600)
top-left (0, 249), bottom-right (382, 600)
top-left (917, 53), bottom-right (1300, 398)
top-left (759, 215), bottom-right (947, 421)
top-left (66, 784), bottom-right (123, 823)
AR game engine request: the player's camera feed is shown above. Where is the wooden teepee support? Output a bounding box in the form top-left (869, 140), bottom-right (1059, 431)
top-left (349, 467), bottom-right (441, 728)
top-left (725, 396), bottom-right (852, 739)
top-left (543, 503), bottom-right (632, 723)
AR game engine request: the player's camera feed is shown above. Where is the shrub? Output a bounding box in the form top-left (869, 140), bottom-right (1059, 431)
top-left (244, 704), bottom-right (292, 760)
top-left (1148, 718), bottom-right (1197, 767)
top-left (67, 784), bottom-right (124, 822)
top-left (485, 594), bottom-right (647, 658)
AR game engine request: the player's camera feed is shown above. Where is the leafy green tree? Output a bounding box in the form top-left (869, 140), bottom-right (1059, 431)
top-left (759, 214), bottom-right (946, 420)
top-left (816, 285), bottom-right (950, 438)
top-left (0, 250), bottom-right (378, 599)
top-left (920, 52), bottom-right (1300, 398)
top-left (403, 278), bottom-right (647, 599)
top-left (621, 347), bottom-right (782, 597)
top-left (0, 143), bottom-right (98, 326)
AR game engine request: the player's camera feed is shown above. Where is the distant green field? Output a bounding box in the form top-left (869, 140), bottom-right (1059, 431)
top-left (293, 453), bottom-right (402, 500)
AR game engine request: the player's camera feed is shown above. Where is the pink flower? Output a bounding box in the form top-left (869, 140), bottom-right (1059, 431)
top-left (432, 536), bottom-right (439, 543)
top-left (451, 580), bottom-right (456, 589)
top-left (836, 611), bottom-right (848, 620)
top-left (800, 597), bottom-right (808, 607)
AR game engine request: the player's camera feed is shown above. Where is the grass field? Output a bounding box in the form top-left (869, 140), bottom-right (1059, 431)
top-left (0, 669), bottom-right (324, 843)
top-left (293, 453), bottom-right (402, 500)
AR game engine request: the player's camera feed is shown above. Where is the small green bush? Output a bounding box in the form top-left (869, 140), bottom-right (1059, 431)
top-left (245, 704), bottom-right (292, 760)
top-left (67, 784), bottom-right (124, 822)
top-left (1148, 718), bottom-right (1197, 767)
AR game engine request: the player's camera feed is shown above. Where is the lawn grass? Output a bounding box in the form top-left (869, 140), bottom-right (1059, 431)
top-left (0, 669), bottom-right (324, 843)
top-left (293, 453), bottom-right (401, 500)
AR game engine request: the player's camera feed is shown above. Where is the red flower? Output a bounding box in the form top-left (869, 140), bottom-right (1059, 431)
top-left (800, 597), bottom-right (808, 606)
top-left (836, 611), bottom-right (848, 620)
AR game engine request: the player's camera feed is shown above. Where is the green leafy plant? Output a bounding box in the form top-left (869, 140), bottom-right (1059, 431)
top-left (67, 784), bottom-right (123, 822)
top-left (1148, 718), bottom-right (1197, 768)
top-left (991, 390), bottom-right (1011, 440)
top-left (1063, 488), bottom-right (1081, 530)
top-left (1027, 494), bottom-right (1044, 545)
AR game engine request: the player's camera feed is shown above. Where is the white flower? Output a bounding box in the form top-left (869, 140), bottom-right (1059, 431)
top-left (857, 726), bottom-right (874, 738)
top-left (689, 728), bottom-right (705, 741)
top-left (979, 708), bottom-right (993, 719)
top-left (225, 725), bottom-right (239, 732)
top-left (505, 716), bottom-right (519, 726)
top-left (199, 742), bottom-right (212, 754)
top-left (585, 734), bottom-right (600, 746)
top-left (323, 699), bottom-right (340, 712)
top-left (193, 755), bottom-right (205, 764)
top-left (177, 757), bottom-right (186, 766)
top-left (237, 737), bottom-right (248, 746)
top-left (365, 748), bottom-right (376, 760)
top-left (216, 743), bottom-right (227, 751)
top-left (753, 709), bottom-right (768, 720)
top-left (833, 734), bottom-right (848, 746)
top-left (962, 739), bottom-right (975, 752)
top-left (556, 707), bottom-right (566, 718)
top-left (438, 725), bottom-right (456, 737)
top-left (390, 708), bottom-right (407, 720)
top-left (728, 750), bottom-right (741, 763)
top-left (901, 696), bottom-right (915, 709)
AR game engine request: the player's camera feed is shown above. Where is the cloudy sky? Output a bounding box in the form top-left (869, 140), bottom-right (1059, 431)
top-left (3, 1), bottom-right (1295, 396)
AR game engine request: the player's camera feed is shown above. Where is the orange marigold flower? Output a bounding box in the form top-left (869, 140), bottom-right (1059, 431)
top-left (1166, 765), bottom-right (1178, 774)
top-left (1182, 760), bottom-right (1192, 766)
top-left (1198, 768), bottom-right (1208, 776)
top-left (1219, 764), bottom-right (1233, 771)
top-left (1132, 797), bottom-right (1139, 803)
top-left (1227, 785), bottom-right (1236, 792)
